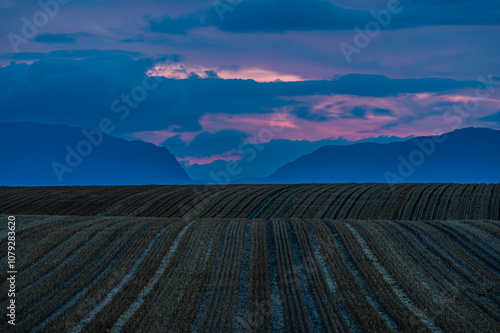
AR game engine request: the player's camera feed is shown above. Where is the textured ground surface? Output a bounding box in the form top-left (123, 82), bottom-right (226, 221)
top-left (1, 183), bottom-right (499, 220)
top-left (1, 184), bottom-right (499, 332)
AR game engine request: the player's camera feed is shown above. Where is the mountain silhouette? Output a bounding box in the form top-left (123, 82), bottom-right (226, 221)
top-left (268, 127), bottom-right (500, 183)
top-left (0, 122), bottom-right (192, 186)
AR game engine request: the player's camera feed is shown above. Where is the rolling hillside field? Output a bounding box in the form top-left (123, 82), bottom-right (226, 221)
top-left (1, 184), bottom-right (499, 332)
top-left (2, 183), bottom-right (499, 220)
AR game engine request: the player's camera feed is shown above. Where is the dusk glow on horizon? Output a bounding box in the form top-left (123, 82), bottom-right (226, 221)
top-left (1, 0), bottom-right (499, 175)
top-left (2, 4), bottom-right (500, 330)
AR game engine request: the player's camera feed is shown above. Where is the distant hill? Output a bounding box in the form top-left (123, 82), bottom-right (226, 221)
top-left (0, 122), bottom-right (192, 186)
top-left (179, 135), bottom-right (412, 183)
top-left (268, 127), bottom-right (500, 183)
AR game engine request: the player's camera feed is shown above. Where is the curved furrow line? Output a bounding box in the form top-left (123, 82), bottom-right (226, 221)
top-left (195, 186), bottom-right (244, 218)
top-left (201, 185), bottom-right (250, 218)
top-left (217, 186), bottom-right (269, 218)
top-left (246, 219), bottom-right (273, 332)
top-left (395, 222), bottom-right (482, 284)
top-left (90, 219), bottom-right (201, 332)
top-left (195, 186), bottom-right (239, 218)
top-left (371, 221), bottom-right (499, 328)
top-left (84, 186), bottom-right (148, 216)
top-left (480, 184), bottom-right (496, 220)
top-left (333, 184), bottom-right (371, 219)
top-left (64, 186), bottom-right (144, 216)
top-left (467, 184), bottom-right (487, 219)
top-left (141, 185), bottom-right (191, 217)
top-left (457, 184), bottom-right (479, 220)
top-left (350, 183), bottom-right (387, 220)
top-left (301, 185), bottom-right (343, 219)
top-left (344, 222), bottom-right (442, 333)
top-left (411, 222), bottom-right (499, 284)
top-left (183, 188), bottom-right (233, 219)
top-left (1, 188), bottom-right (60, 214)
top-left (190, 222), bottom-right (230, 332)
top-left (130, 186), bottom-right (187, 216)
top-left (309, 185), bottom-right (351, 219)
top-left (265, 219), bottom-right (287, 332)
top-left (117, 186), bottom-right (182, 216)
top-left (275, 188), bottom-right (309, 218)
top-left (6, 228), bottom-right (101, 297)
top-left (293, 184), bottom-right (334, 219)
top-left (291, 219), bottom-right (350, 332)
top-left (337, 184), bottom-right (379, 219)
top-left (42, 187), bottom-right (119, 216)
top-left (152, 185), bottom-right (214, 217)
top-left (457, 220), bottom-right (500, 254)
top-left (0, 217), bottom-right (116, 305)
top-left (0, 215), bottom-right (68, 249)
top-left (29, 219), bottom-right (154, 332)
top-left (433, 222), bottom-right (500, 269)
top-left (107, 187), bottom-right (169, 216)
top-left (273, 219), bottom-right (312, 333)
top-left (196, 220), bottom-right (245, 332)
top-left (246, 185), bottom-right (290, 219)
top-left (325, 184), bottom-right (364, 219)
top-left (378, 184), bottom-right (413, 220)
top-left (80, 220), bottom-right (195, 333)
top-left (446, 185), bottom-right (471, 220)
top-left (447, 221), bottom-right (500, 257)
top-left (187, 186), bottom-right (238, 218)
top-left (365, 183), bottom-right (403, 220)
top-left (385, 221), bottom-right (500, 323)
top-left (396, 184), bottom-right (430, 220)
top-left (231, 220), bottom-right (253, 332)
top-left (306, 224), bottom-right (361, 333)
top-left (283, 184), bottom-right (328, 219)
top-left (394, 183), bottom-right (426, 220)
top-left (254, 185), bottom-right (298, 219)
top-left (0, 221), bottom-right (134, 332)
top-left (287, 219), bottom-right (330, 332)
top-left (427, 183), bottom-right (453, 220)
top-left (318, 184), bottom-right (358, 219)
top-left (160, 220), bottom-right (225, 332)
top-left (19, 190), bottom-right (86, 216)
top-left (433, 184), bottom-right (459, 220)
top-left (491, 184), bottom-right (500, 220)
top-left (412, 183), bottom-right (441, 220)
top-left (59, 219), bottom-right (176, 332)
top-left (322, 220), bottom-right (401, 332)
top-left (210, 220), bottom-right (246, 331)
top-left (233, 185), bottom-right (276, 218)
top-left (260, 185), bottom-right (304, 219)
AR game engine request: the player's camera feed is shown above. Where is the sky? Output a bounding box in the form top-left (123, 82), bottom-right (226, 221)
top-left (1, 0), bottom-right (499, 179)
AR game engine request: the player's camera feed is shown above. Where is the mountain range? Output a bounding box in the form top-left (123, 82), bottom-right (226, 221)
top-left (1, 123), bottom-right (499, 185)
top-left (0, 122), bottom-right (192, 186)
top-left (268, 127), bottom-right (500, 183)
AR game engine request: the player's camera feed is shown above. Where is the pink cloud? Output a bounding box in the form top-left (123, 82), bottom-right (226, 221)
top-left (177, 151), bottom-right (242, 166)
top-left (127, 89), bottom-right (500, 167)
top-left (148, 63), bottom-right (305, 82)
top-left (127, 129), bottom-right (199, 146)
top-left (200, 91), bottom-right (500, 142)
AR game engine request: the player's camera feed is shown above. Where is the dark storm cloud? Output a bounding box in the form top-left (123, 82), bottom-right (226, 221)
top-left (0, 49), bottom-right (145, 60)
top-left (33, 33), bottom-right (75, 44)
top-left (164, 130), bottom-right (249, 157)
top-left (351, 107), bottom-right (367, 118)
top-left (480, 111), bottom-right (500, 123)
top-left (0, 56), bottom-right (482, 135)
top-left (149, 0), bottom-right (500, 34)
top-left (373, 108), bottom-right (393, 116)
top-left (292, 106), bottom-right (329, 122)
